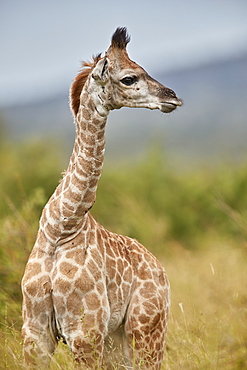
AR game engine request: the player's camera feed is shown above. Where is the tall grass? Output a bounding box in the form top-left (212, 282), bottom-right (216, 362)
top-left (164, 244), bottom-right (247, 369)
top-left (0, 138), bottom-right (246, 368)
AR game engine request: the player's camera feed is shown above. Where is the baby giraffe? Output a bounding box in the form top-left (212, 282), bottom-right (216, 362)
top-left (22, 27), bottom-right (182, 369)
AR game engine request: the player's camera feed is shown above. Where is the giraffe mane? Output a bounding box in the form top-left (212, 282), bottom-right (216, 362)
top-left (70, 54), bottom-right (102, 116)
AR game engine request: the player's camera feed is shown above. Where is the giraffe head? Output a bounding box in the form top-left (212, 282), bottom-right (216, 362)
top-left (70, 27), bottom-right (182, 117)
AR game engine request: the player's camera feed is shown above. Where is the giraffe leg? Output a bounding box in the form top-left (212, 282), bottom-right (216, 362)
top-left (22, 276), bottom-right (58, 367)
top-left (124, 323), bottom-right (166, 369)
top-left (124, 292), bottom-right (169, 369)
top-left (104, 326), bottom-right (131, 369)
top-left (65, 327), bottom-right (105, 369)
top-left (22, 321), bottom-right (58, 368)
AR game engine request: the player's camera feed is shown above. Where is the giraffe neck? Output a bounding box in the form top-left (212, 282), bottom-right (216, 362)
top-left (40, 79), bottom-right (109, 246)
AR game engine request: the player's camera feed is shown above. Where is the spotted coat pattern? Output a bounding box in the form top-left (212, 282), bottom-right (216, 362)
top-left (22, 27), bottom-right (182, 369)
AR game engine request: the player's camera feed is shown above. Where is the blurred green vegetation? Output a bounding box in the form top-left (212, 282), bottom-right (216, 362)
top-left (0, 123), bottom-right (247, 368)
top-left (2, 138), bottom-right (247, 249)
top-left (95, 149), bottom-right (247, 251)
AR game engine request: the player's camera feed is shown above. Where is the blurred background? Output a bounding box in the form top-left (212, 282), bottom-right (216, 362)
top-left (1, 0), bottom-right (247, 168)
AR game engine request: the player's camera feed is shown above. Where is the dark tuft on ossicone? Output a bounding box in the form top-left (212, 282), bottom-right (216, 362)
top-left (111, 27), bottom-right (131, 49)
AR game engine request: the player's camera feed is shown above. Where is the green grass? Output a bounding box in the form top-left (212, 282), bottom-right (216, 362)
top-left (164, 244), bottom-right (247, 369)
top-left (0, 138), bottom-right (247, 369)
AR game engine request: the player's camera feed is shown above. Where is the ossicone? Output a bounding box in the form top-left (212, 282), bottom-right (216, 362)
top-left (111, 27), bottom-right (131, 49)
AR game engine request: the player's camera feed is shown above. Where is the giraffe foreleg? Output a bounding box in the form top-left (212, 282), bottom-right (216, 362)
top-left (22, 275), bottom-right (58, 367)
top-left (22, 323), bottom-right (58, 368)
top-left (66, 328), bottom-right (105, 369)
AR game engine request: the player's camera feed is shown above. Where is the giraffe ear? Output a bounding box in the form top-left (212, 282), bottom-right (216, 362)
top-left (92, 56), bottom-right (109, 84)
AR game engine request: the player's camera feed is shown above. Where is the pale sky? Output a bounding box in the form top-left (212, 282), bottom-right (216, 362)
top-left (1, 0), bottom-right (247, 105)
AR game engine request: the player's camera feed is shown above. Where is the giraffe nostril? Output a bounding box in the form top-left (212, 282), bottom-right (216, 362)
top-left (158, 87), bottom-right (177, 99)
top-left (166, 88), bottom-right (177, 98)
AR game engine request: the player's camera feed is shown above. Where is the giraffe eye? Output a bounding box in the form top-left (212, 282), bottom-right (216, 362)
top-left (120, 76), bottom-right (137, 86)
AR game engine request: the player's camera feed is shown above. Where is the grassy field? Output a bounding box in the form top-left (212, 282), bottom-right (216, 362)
top-left (0, 138), bottom-right (247, 369)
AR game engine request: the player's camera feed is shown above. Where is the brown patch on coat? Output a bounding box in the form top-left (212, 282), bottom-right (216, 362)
top-left (59, 261), bottom-right (78, 279)
top-left (85, 292), bottom-right (100, 310)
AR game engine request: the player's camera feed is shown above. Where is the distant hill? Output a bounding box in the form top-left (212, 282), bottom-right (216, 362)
top-left (1, 52), bottom-right (247, 169)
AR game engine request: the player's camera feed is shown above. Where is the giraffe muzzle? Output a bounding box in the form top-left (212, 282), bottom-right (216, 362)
top-left (160, 97), bottom-right (183, 113)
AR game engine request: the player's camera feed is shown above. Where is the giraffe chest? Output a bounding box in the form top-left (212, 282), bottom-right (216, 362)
top-left (51, 241), bottom-right (134, 335)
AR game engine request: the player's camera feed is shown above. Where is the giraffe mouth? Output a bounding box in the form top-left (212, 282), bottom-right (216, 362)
top-left (160, 99), bottom-right (183, 113)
